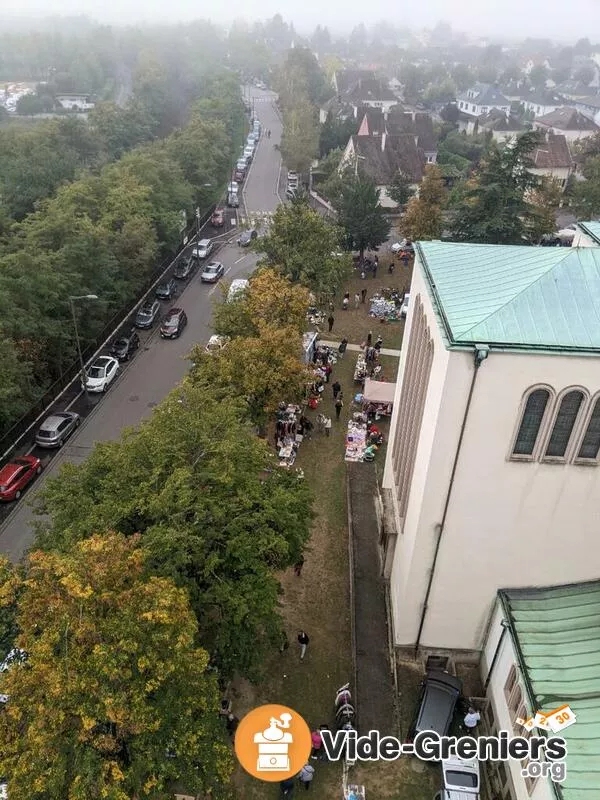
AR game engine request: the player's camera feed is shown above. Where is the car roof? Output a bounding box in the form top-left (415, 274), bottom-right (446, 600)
top-left (166, 307), bottom-right (183, 316)
top-left (415, 671), bottom-right (462, 734)
top-left (198, 238), bottom-right (211, 246)
top-left (94, 356), bottom-right (113, 365)
top-left (40, 413), bottom-right (73, 428)
top-left (0, 460), bottom-right (31, 480)
top-left (205, 261), bottom-right (221, 268)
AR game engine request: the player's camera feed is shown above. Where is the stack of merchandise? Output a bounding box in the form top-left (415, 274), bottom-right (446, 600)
top-left (345, 420), bottom-right (367, 462)
top-left (354, 353), bottom-right (367, 383)
top-left (369, 295), bottom-right (401, 321)
top-left (276, 403), bottom-right (302, 468)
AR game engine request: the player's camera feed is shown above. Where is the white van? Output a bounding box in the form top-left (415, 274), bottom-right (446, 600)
top-left (434, 757), bottom-right (480, 800)
top-left (227, 278), bottom-right (249, 301)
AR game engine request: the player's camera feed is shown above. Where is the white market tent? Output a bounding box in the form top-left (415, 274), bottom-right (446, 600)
top-left (363, 379), bottom-right (396, 405)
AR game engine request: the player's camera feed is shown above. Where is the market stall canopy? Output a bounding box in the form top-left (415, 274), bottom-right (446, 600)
top-left (363, 379), bottom-right (396, 405)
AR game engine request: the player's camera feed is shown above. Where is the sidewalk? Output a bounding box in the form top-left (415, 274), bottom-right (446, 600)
top-left (347, 462), bottom-right (395, 734)
top-left (320, 339), bottom-right (401, 357)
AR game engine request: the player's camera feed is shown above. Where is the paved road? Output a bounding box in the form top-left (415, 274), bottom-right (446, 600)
top-left (0, 88), bottom-right (282, 562)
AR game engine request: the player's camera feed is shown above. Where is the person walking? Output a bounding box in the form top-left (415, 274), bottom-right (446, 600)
top-left (342, 296), bottom-right (349, 311)
top-left (226, 713), bottom-right (239, 739)
top-left (335, 394), bottom-right (344, 420)
top-left (366, 330), bottom-right (373, 347)
top-left (361, 287), bottom-right (367, 303)
top-left (327, 314), bottom-right (334, 332)
top-left (332, 380), bottom-right (341, 399)
top-left (338, 338), bottom-right (348, 358)
top-left (354, 292), bottom-right (360, 308)
top-left (280, 777), bottom-right (295, 797)
top-left (372, 256), bottom-right (378, 279)
top-left (324, 416), bottom-right (332, 437)
top-left (375, 335), bottom-right (383, 352)
top-left (298, 630), bottom-right (310, 659)
top-left (298, 764), bottom-right (315, 790)
top-left (388, 261), bottom-right (395, 274)
top-left (324, 364), bottom-right (332, 383)
top-left (294, 556), bottom-right (304, 576)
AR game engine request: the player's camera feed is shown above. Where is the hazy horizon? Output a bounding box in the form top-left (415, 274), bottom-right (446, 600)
top-left (1, 0), bottom-right (600, 44)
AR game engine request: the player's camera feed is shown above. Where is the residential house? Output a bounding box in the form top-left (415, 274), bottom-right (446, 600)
top-left (55, 93), bottom-right (95, 111)
top-left (572, 220), bottom-right (600, 247)
top-left (467, 108), bottom-right (526, 142)
top-left (381, 241), bottom-right (600, 657)
top-left (573, 95), bottom-right (600, 126)
top-left (357, 106), bottom-right (438, 164)
top-left (533, 107), bottom-right (600, 142)
top-left (342, 132), bottom-right (425, 207)
top-left (483, 581), bottom-right (600, 800)
top-left (554, 80), bottom-right (592, 101)
top-left (321, 70), bottom-right (399, 123)
top-left (529, 132), bottom-right (573, 189)
top-left (521, 91), bottom-right (565, 118)
top-left (333, 69), bottom-right (375, 95)
top-left (456, 83), bottom-right (511, 119)
top-left (520, 55), bottom-right (551, 75)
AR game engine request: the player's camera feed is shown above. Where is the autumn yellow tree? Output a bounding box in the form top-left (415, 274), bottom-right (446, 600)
top-left (214, 267), bottom-right (311, 339)
top-left (401, 164), bottom-right (446, 241)
top-left (191, 322), bottom-right (310, 427)
top-left (0, 535), bottom-right (232, 800)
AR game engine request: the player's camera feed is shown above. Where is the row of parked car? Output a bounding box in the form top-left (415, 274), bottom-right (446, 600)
top-left (0, 234), bottom-right (229, 504)
top-left (229, 119), bottom-right (261, 206)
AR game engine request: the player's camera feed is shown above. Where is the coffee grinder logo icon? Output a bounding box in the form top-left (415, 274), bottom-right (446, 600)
top-left (254, 713), bottom-right (293, 771)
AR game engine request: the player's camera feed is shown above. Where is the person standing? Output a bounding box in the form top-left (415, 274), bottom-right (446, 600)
top-left (332, 380), bottom-right (341, 399)
top-left (338, 338), bottom-right (348, 358)
top-left (335, 394), bottom-right (344, 420)
top-left (324, 364), bottom-right (332, 383)
top-left (354, 292), bottom-right (360, 308)
top-left (366, 330), bottom-right (373, 347)
top-left (298, 764), bottom-right (315, 790)
top-left (280, 777), bottom-right (295, 797)
top-left (226, 713), bottom-right (239, 740)
top-left (463, 707), bottom-right (481, 735)
top-left (324, 416), bottom-right (332, 437)
top-left (327, 314), bottom-right (334, 332)
top-left (310, 730), bottom-right (322, 760)
top-left (298, 630), bottom-right (310, 659)
top-left (388, 261), bottom-right (395, 274)
top-left (342, 296), bottom-right (349, 311)
top-left (372, 256), bottom-right (378, 279)
top-left (375, 335), bottom-right (383, 352)
top-left (361, 287), bottom-right (367, 303)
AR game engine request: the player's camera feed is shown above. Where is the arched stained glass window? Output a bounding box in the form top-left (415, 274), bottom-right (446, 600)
top-left (545, 391), bottom-right (584, 458)
top-left (577, 397), bottom-right (600, 461)
top-left (513, 389), bottom-right (550, 456)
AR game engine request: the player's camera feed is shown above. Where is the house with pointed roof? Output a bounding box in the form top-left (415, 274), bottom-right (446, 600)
top-left (483, 580), bottom-right (600, 800)
top-left (529, 132), bottom-right (574, 190)
top-left (333, 68), bottom-right (375, 96)
top-left (466, 108), bottom-right (526, 142)
top-left (321, 71), bottom-right (400, 122)
top-left (456, 83), bottom-right (511, 119)
top-left (381, 241), bottom-right (600, 670)
top-left (573, 95), bottom-right (600, 126)
top-left (356, 106), bottom-right (438, 164)
top-left (533, 107), bottom-right (600, 142)
top-left (521, 91), bottom-right (566, 118)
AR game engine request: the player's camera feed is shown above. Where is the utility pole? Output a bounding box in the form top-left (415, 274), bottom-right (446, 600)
top-left (69, 294), bottom-right (98, 402)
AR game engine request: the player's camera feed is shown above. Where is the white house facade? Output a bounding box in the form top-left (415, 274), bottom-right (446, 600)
top-left (382, 242), bottom-right (600, 657)
top-left (456, 83), bottom-right (511, 119)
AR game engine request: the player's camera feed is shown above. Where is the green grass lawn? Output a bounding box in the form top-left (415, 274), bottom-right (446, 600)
top-left (230, 271), bottom-right (438, 800)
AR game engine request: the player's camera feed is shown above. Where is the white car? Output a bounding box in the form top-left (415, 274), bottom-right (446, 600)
top-left (200, 261), bottom-right (225, 283)
top-left (400, 292), bottom-right (410, 319)
top-left (391, 239), bottom-right (408, 253)
top-left (82, 356), bottom-right (119, 393)
top-left (192, 238), bottom-right (213, 259)
top-left (438, 757), bottom-right (480, 799)
top-left (205, 334), bottom-right (230, 353)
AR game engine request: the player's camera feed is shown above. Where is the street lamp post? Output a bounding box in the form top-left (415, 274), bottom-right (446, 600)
top-left (69, 294), bottom-right (98, 401)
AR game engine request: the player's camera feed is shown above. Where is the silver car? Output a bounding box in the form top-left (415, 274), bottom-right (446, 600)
top-left (35, 411), bottom-right (81, 448)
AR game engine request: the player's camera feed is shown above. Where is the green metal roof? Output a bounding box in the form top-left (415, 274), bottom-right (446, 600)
top-left (417, 242), bottom-right (600, 353)
top-left (501, 582), bottom-right (600, 800)
top-left (578, 221), bottom-right (600, 245)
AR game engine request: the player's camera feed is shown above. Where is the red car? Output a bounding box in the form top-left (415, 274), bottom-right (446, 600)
top-left (211, 208), bottom-right (225, 227)
top-left (0, 455), bottom-right (42, 502)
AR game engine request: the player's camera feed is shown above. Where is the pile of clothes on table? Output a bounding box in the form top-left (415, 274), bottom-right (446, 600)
top-left (369, 291), bottom-right (403, 321)
top-left (275, 403), bottom-right (309, 468)
top-left (345, 420), bottom-right (367, 462)
top-left (354, 353), bottom-right (367, 383)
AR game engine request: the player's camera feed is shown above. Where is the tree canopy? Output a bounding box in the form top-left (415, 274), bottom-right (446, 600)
top-left (0, 534), bottom-right (232, 800)
top-left (401, 165), bottom-right (446, 241)
top-left (334, 177), bottom-right (391, 258)
top-left (257, 199), bottom-right (352, 295)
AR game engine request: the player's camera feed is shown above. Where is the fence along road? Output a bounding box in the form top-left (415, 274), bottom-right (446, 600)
top-left (0, 88), bottom-right (283, 562)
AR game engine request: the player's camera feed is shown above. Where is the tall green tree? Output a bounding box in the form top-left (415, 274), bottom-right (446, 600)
top-left (447, 131), bottom-right (542, 244)
top-left (0, 534), bottom-right (232, 800)
top-left (34, 382), bottom-right (313, 680)
top-left (257, 198), bottom-right (351, 294)
top-left (335, 176), bottom-right (391, 259)
top-left (280, 98), bottom-right (320, 174)
top-left (572, 155), bottom-right (600, 218)
top-left (388, 170), bottom-right (415, 208)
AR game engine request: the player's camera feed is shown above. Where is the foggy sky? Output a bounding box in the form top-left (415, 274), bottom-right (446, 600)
top-left (2, 0), bottom-right (600, 43)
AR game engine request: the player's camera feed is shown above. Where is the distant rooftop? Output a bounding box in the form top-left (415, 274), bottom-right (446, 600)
top-left (500, 581), bottom-right (600, 800)
top-left (535, 107), bottom-right (600, 132)
top-left (418, 241), bottom-right (600, 353)
top-left (458, 82), bottom-right (510, 108)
